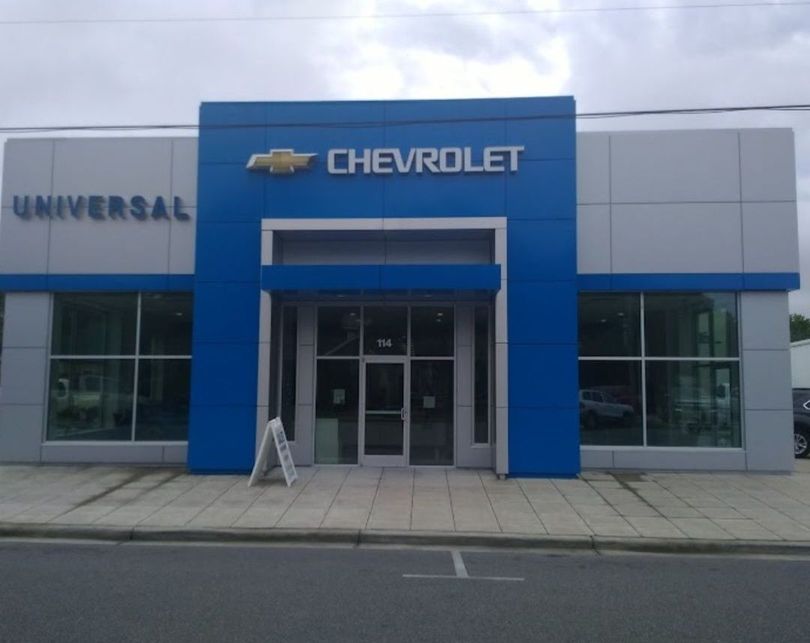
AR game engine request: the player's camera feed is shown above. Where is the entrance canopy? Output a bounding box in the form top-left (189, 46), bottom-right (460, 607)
top-left (261, 263), bottom-right (500, 294)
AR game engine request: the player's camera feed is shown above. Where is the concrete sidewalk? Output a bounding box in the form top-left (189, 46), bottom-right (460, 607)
top-left (2, 461), bottom-right (810, 553)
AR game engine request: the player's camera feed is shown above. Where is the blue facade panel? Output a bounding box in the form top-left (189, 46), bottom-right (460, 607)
top-left (190, 95), bottom-right (580, 475)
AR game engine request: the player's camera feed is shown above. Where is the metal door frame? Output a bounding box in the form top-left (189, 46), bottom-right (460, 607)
top-left (360, 355), bottom-right (410, 467)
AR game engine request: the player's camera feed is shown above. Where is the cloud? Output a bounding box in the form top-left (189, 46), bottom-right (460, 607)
top-left (0, 0), bottom-right (807, 311)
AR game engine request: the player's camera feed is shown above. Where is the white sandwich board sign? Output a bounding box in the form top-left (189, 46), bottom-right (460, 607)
top-left (248, 417), bottom-right (298, 487)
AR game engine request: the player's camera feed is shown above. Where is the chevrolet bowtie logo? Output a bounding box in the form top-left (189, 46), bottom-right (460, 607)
top-left (246, 149), bottom-right (317, 175)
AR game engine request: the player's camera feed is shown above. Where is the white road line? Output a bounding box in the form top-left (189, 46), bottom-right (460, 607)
top-left (452, 549), bottom-right (469, 578)
top-left (402, 549), bottom-right (524, 582)
top-left (402, 574), bottom-right (524, 582)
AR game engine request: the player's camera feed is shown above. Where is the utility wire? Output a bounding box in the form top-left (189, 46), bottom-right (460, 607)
top-left (0, 103), bottom-right (808, 135)
top-left (0, 1), bottom-right (808, 26)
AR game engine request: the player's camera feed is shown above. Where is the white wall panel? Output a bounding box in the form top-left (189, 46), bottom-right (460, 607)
top-left (52, 138), bottom-right (172, 196)
top-left (611, 448), bottom-right (746, 471)
top-left (0, 347), bottom-right (48, 405)
top-left (739, 129), bottom-right (796, 202)
top-left (610, 130), bottom-right (740, 203)
top-left (0, 404), bottom-right (44, 462)
top-left (742, 349), bottom-right (792, 411)
top-left (744, 409), bottom-right (793, 472)
top-left (47, 216), bottom-right (171, 274)
top-left (0, 207), bottom-right (51, 273)
top-left (576, 133), bottom-right (610, 204)
top-left (740, 292), bottom-right (789, 351)
top-left (576, 204), bottom-right (611, 274)
top-left (611, 203), bottom-right (742, 273)
top-left (2, 293), bottom-right (50, 348)
top-left (169, 208), bottom-right (196, 274)
top-left (171, 138), bottom-right (199, 207)
top-left (741, 202), bottom-right (799, 273)
top-left (1, 139), bottom-right (53, 208)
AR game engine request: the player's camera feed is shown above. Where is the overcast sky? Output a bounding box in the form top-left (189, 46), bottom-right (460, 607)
top-left (0, 0), bottom-right (808, 310)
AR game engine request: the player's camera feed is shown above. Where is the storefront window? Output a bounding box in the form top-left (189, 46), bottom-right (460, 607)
top-left (139, 293), bottom-right (193, 355)
top-left (47, 292), bottom-right (193, 442)
top-left (578, 292), bottom-right (741, 448)
top-left (410, 360), bottom-right (454, 465)
top-left (579, 361), bottom-right (643, 446)
top-left (411, 306), bottom-right (454, 356)
top-left (52, 293), bottom-right (137, 355)
top-left (317, 306), bottom-right (360, 356)
top-left (315, 359), bottom-right (359, 464)
top-left (645, 293), bottom-right (738, 358)
top-left (578, 293), bottom-right (640, 357)
top-left (363, 306), bottom-right (407, 355)
top-left (646, 361), bottom-right (741, 448)
top-left (48, 359), bottom-right (135, 441)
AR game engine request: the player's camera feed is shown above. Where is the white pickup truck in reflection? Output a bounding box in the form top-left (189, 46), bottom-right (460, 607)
top-left (53, 374), bottom-right (130, 422)
top-left (579, 389), bottom-right (635, 430)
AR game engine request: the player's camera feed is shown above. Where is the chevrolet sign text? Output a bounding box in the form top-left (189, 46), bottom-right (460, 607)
top-left (327, 146), bottom-right (524, 175)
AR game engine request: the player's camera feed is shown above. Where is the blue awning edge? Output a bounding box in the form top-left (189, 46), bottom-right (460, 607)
top-left (261, 264), bottom-right (502, 292)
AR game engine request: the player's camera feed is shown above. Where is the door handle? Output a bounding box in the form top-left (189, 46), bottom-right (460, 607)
top-left (400, 407), bottom-right (407, 421)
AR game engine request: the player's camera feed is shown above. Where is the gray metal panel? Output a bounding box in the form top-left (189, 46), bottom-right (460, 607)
top-left (298, 306), bottom-right (315, 346)
top-left (161, 444), bottom-right (188, 464)
top-left (2, 293), bottom-right (50, 348)
top-left (0, 207), bottom-right (51, 273)
top-left (740, 292), bottom-right (789, 351)
top-left (741, 202), bottom-right (799, 273)
top-left (576, 133), bottom-right (610, 204)
top-left (611, 203), bottom-right (742, 273)
top-left (171, 138), bottom-right (199, 207)
top-left (47, 215), bottom-right (172, 274)
top-left (40, 443), bottom-right (166, 464)
top-left (296, 344), bottom-right (315, 406)
top-left (739, 129), bottom-right (796, 202)
top-left (282, 240), bottom-right (385, 265)
top-left (456, 306), bottom-right (473, 347)
top-left (580, 449), bottom-right (614, 468)
top-left (291, 403), bottom-right (314, 465)
top-left (280, 238), bottom-right (491, 265)
top-left (454, 406), bottom-right (493, 468)
top-left (456, 344), bottom-right (473, 407)
top-left (1, 139), bottom-right (54, 208)
top-left (611, 448), bottom-right (746, 471)
top-left (576, 204), bottom-right (611, 274)
top-left (610, 130), bottom-right (741, 203)
top-left (52, 138), bottom-right (173, 196)
top-left (169, 208), bottom-right (196, 274)
top-left (742, 349), bottom-right (792, 410)
top-left (743, 409), bottom-right (793, 472)
top-left (385, 240), bottom-right (491, 264)
top-left (0, 404), bottom-right (43, 462)
top-left (0, 347), bottom-right (48, 405)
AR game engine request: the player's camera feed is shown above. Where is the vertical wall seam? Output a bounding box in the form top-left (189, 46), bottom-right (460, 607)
top-left (168, 140), bottom-right (175, 275)
top-left (737, 132), bottom-right (745, 274)
top-left (45, 140), bottom-right (55, 276)
top-left (608, 135), bottom-right (613, 275)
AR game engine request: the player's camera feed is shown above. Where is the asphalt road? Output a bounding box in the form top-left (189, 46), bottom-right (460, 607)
top-left (0, 540), bottom-right (807, 642)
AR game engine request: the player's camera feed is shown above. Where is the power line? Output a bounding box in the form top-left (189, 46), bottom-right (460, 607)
top-left (0, 2), bottom-right (808, 26)
top-left (0, 103), bottom-right (808, 135)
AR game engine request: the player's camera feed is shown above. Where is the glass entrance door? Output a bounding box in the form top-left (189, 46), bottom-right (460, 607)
top-left (362, 360), bottom-right (407, 466)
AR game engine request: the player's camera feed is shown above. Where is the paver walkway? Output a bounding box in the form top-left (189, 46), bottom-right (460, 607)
top-left (1, 461), bottom-right (810, 542)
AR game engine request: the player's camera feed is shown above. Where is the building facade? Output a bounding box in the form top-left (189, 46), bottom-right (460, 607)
top-left (0, 97), bottom-right (799, 475)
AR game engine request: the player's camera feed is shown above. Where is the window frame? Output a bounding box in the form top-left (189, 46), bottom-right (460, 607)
top-left (578, 292), bottom-right (744, 449)
top-left (45, 292), bottom-right (192, 444)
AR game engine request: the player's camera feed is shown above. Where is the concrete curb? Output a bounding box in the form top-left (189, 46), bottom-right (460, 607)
top-left (3, 522), bottom-right (810, 556)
